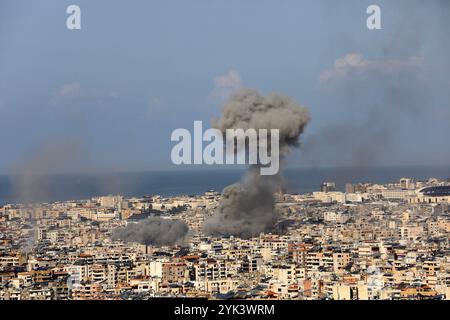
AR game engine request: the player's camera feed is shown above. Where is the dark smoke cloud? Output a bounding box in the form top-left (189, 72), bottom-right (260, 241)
top-left (203, 89), bottom-right (310, 239)
top-left (213, 89), bottom-right (310, 154)
top-left (112, 217), bottom-right (189, 246)
top-left (203, 167), bottom-right (283, 239)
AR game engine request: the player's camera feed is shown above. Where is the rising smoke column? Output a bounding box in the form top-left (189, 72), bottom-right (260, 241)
top-left (203, 89), bottom-right (310, 239)
top-left (111, 217), bottom-right (189, 246)
top-left (10, 137), bottom-right (84, 204)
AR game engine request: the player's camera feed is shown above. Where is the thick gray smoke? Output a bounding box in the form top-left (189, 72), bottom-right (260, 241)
top-left (19, 219), bottom-right (37, 254)
top-left (213, 89), bottom-right (310, 154)
top-left (112, 217), bottom-right (189, 246)
top-left (203, 89), bottom-right (310, 239)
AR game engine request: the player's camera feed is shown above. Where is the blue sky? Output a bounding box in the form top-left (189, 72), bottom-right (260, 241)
top-left (0, 0), bottom-right (449, 173)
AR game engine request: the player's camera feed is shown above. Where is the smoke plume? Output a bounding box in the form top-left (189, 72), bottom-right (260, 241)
top-left (112, 217), bottom-right (189, 246)
top-left (10, 137), bottom-right (84, 204)
top-left (301, 0), bottom-right (450, 167)
top-left (305, 53), bottom-right (427, 167)
top-left (203, 89), bottom-right (310, 239)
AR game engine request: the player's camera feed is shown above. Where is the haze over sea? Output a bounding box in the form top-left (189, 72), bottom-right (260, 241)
top-left (0, 166), bottom-right (449, 205)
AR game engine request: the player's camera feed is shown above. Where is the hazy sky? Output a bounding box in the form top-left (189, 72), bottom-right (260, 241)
top-left (0, 0), bottom-right (449, 174)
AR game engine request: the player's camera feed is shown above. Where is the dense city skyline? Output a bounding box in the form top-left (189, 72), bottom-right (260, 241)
top-left (1, 175), bottom-right (449, 300)
top-left (0, 0), bottom-right (449, 306)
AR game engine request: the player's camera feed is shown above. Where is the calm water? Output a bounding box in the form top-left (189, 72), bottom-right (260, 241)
top-left (0, 166), bottom-right (449, 205)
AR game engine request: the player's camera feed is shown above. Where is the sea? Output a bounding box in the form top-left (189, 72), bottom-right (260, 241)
top-left (0, 166), bottom-right (449, 205)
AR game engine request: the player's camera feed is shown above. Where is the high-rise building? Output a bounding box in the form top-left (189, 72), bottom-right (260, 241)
top-left (345, 183), bottom-right (355, 194)
top-left (400, 178), bottom-right (414, 190)
top-left (321, 182), bottom-right (336, 193)
top-left (99, 195), bottom-right (123, 209)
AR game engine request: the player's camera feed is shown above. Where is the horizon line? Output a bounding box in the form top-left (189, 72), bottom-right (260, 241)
top-left (1, 163), bottom-right (450, 177)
